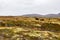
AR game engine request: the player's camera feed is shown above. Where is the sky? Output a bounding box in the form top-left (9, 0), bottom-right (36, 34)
top-left (0, 0), bottom-right (60, 16)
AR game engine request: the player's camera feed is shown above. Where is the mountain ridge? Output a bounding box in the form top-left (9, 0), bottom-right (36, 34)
top-left (22, 13), bottom-right (60, 18)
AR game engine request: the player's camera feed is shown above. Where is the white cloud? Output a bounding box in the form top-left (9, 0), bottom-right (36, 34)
top-left (0, 0), bottom-right (60, 15)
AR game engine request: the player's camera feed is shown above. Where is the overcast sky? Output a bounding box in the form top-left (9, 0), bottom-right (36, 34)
top-left (0, 0), bottom-right (60, 16)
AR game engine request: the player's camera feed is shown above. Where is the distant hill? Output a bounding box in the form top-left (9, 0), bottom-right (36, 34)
top-left (22, 14), bottom-right (43, 17)
top-left (22, 13), bottom-right (60, 18)
top-left (45, 13), bottom-right (60, 18)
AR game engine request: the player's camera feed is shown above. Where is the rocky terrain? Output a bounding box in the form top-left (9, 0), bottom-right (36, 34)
top-left (0, 16), bottom-right (60, 40)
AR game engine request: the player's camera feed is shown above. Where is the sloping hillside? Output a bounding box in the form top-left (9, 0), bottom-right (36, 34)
top-left (0, 16), bottom-right (60, 40)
